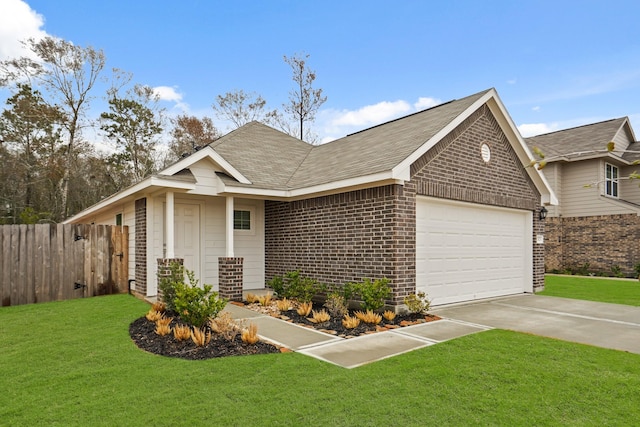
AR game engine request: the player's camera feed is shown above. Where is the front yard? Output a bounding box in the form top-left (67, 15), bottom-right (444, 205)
top-left (1, 294), bottom-right (639, 425)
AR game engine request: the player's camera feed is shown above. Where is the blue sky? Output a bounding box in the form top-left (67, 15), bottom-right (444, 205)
top-left (2, 0), bottom-right (640, 144)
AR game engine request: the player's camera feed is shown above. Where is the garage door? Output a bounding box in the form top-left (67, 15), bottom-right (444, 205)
top-left (416, 197), bottom-right (532, 305)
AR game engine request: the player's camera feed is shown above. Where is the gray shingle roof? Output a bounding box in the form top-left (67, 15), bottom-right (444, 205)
top-left (209, 89), bottom-right (490, 190)
top-left (524, 118), bottom-right (627, 160)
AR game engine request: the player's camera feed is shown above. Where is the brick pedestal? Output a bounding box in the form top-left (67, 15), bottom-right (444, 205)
top-left (218, 257), bottom-right (243, 301)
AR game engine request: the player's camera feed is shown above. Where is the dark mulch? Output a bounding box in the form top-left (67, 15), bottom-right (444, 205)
top-left (277, 308), bottom-right (440, 337)
top-left (129, 316), bottom-right (281, 360)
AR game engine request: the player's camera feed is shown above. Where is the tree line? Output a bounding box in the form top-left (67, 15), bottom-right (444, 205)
top-left (0, 37), bottom-right (326, 224)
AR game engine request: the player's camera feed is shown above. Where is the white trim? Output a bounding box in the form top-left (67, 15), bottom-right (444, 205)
top-left (165, 191), bottom-right (175, 258)
top-left (63, 175), bottom-right (196, 224)
top-left (604, 162), bottom-right (620, 198)
top-left (233, 205), bottom-right (256, 236)
top-left (226, 196), bottom-right (234, 257)
top-left (162, 146), bottom-right (251, 185)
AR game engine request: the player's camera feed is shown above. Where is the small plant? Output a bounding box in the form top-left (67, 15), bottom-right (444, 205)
top-left (383, 310), bottom-right (396, 321)
top-left (258, 293), bottom-right (273, 306)
top-left (209, 312), bottom-right (239, 340)
top-left (354, 310), bottom-right (382, 324)
top-left (245, 293), bottom-right (260, 304)
top-left (354, 278), bottom-right (391, 311)
top-left (152, 301), bottom-right (166, 313)
top-left (173, 324), bottom-right (191, 341)
top-left (173, 269), bottom-right (227, 328)
top-left (241, 323), bottom-right (260, 345)
top-left (145, 309), bottom-right (163, 322)
top-left (157, 261), bottom-right (185, 312)
top-left (342, 314), bottom-right (360, 329)
top-left (297, 301), bottom-right (313, 316)
top-left (308, 309), bottom-right (331, 324)
top-left (634, 262), bottom-right (640, 279)
top-left (191, 327), bottom-right (211, 347)
top-left (404, 291), bottom-right (431, 315)
top-left (154, 321), bottom-right (172, 336)
top-left (611, 265), bottom-right (625, 278)
top-left (156, 316), bottom-right (173, 328)
top-left (267, 275), bottom-right (285, 297)
top-left (324, 292), bottom-right (348, 318)
top-left (276, 298), bottom-right (293, 312)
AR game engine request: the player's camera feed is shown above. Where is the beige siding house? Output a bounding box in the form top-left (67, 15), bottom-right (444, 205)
top-left (66, 88), bottom-right (555, 307)
top-left (526, 118), bottom-right (640, 276)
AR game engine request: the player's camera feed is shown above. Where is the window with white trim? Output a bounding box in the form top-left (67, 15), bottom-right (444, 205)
top-left (605, 163), bottom-right (619, 198)
top-left (234, 210), bottom-right (251, 230)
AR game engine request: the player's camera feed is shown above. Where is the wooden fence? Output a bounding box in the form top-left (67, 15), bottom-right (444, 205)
top-left (0, 224), bottom-right (129, 307)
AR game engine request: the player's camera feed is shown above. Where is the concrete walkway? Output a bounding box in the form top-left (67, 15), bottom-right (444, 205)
top-left (223, 303), bottom-right (490, 368)
top-left (223, 294), bottom-right (640, 368)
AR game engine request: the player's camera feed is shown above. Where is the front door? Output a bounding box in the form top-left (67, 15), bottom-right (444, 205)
top-left (174, 203), bottom-right (201, 280)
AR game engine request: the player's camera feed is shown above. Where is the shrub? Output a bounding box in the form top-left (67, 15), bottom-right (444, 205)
top-left (157, 262), bottom-right (185, 312)
top-left (324, 292), bottom-right (348, 318)
top-left (245, 293), bottom-right (260, 304)
top-left (145, 309), bottom-right (163, 322)
top-left (342, 314), bottom-right (360, 329)
top-left (152, 301), bottom-right (166, 313)
top-left (241, 323), bottom-right (259, 345)
top-left (191, 327), bottom-right (211, 347)
top-left (209, 312), bottom-right (239, 340)
top-left (383, 310), bottom-right (396, 321)
top-left (354, 310), bottom-right (382, 324)
top-left (276, 298), bottom-right (293, 312)
top-left (173, 269), bottom-right (227, 328)
top-left (354, 278), bottom-right (391, 311)
top-left (404, 291), bottom-right (431, 315)
top-left (611, 265), bottom-right (625, 278)
top-left (296, 301), bottom-right (313, 316)
top-left (284, 271), bottom-right (324, 302)
top-left (173, 324), bottom-right (191, 341)
top-left (258, 293), bottom-right (273, 306)
top-left (267, 275), bottom-right (285, 298)
top-left (308, 309), bottom-right (331, 324)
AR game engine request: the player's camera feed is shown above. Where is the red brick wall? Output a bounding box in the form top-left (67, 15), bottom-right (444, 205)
top-left (134, 198), bottom-right (147, 296)
top-left (545, 214), bottom-right (640, 276)
top-left (264, 104), bottom-right (546, 303)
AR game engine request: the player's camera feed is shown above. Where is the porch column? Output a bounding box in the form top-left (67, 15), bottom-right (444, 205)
top-left (166, 191), bottom-right (175, 258)
top-left (225, 196), bottom-right (234, 257)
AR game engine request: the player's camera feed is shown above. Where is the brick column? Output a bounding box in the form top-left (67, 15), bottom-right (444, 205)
top-left (134, 198), bottom-right (147, 297)
top-left (218, 257), bottom-right (243, 301)
top-left (157, 258), bottom-right (184, 302)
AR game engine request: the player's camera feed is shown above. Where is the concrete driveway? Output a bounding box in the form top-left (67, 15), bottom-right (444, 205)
top-left (431, 294), bottom-right (640, 354)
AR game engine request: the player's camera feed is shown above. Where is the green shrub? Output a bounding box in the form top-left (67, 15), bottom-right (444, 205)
top-left (404, 291), bottom-right (431, 315)
top-left (157, 262), bottom-right (185, 312)
top-left (611, 265), bottom-right (625, 278)
top-left (267, 271), bottom-right (324, 302)
top-left (354, 278), bottom-right (391, 311)
top-left (164, 267), bottom-right (227, 328)
top-left (267, 274), bottom-right (285, 297)
top-left (324, 292), bottom-right (348, 318)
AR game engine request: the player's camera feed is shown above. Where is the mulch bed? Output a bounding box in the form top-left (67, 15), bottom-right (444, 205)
top-left (239, 301), bottom-right (441, 338)
top-left (129, 303), bottom-right (441, 360)
top-left (128, 315), bottom-right (282, 360)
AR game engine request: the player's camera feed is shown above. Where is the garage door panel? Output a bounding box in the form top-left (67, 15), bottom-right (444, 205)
top-left (416, 197), bottom-right (532, 305)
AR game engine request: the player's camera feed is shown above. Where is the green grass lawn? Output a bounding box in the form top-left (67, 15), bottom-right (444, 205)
top-left (1, 295), bottom-right (640, 426)
top-left (540, 275), bottom-right (640, 306)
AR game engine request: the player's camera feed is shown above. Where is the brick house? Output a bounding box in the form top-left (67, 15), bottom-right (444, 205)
top-left (525, 118), bottom-right (640, 277)
top-left (65, 88), bottom-right (555, 307)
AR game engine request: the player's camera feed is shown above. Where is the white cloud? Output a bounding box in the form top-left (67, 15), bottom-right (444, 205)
top-left (153, 85), bottom-right (189, 112)
top-left (507, 78), bottom-right (517, 85)
top-left (414, 97), bottom-right (441, 110)
top-left (532, 106), bottom-right (540, 112)
top-left (518, 123), bottom-right (558, 137)
top-left (0, 0), bottom-right (48, 60)
top-left (332, 100), bottom-right (412, 127)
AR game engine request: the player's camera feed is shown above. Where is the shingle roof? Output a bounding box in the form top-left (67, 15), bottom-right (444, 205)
top-left (209, 89), bottom-right (490, 190)
top-left (524, 118), bottom-right (627, 160)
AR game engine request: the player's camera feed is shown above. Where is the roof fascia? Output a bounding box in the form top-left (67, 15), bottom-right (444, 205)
top-left (162, 146), bottom-right (251, 184)
top-left (63, 175), bottom-right (196, 223)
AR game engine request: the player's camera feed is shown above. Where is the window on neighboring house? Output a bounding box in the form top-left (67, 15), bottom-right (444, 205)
top-left (234, 210), bottom-right (251, 230)
top-left (115, 213), bottom-right (123, 226)
top-left (605, 163), bottom-right (619, 198)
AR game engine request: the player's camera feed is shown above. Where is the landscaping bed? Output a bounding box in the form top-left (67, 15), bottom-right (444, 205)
top-left (129, 312), bottom-right (282, 360)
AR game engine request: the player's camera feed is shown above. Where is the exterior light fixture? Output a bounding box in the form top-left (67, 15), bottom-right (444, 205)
top-left (539, 206), bottom-right (548, 221)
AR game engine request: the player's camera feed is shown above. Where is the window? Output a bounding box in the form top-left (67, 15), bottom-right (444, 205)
top-left (234, 210), bottom-right (251, 230)
top-left (115, 213), bottom-right (123, 226)
top-left (605, 163), bottom-right (619, 198)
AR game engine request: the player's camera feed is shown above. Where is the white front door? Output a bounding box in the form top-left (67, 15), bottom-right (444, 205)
top-left (416, 197), bottom-right (532, 305)
top-left (174, 203), bottom-right (201, 280)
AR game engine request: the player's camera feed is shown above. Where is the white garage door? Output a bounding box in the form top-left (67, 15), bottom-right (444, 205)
top-left (416, 197), bottom-right (532, 305)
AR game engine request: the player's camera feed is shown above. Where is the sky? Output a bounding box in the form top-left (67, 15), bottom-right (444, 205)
top-left (2, 0), bottom-right (640, 146)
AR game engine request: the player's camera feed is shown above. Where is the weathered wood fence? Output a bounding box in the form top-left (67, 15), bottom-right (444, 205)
top-left (0, 224), bottom-right (129, 307)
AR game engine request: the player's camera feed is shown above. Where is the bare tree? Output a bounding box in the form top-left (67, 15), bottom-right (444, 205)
top-left (283, 53), bottom-right (327, 142)
top-left (0, 36), bottom-right (106, 218)
top-left (168, 114), bottom-right (220, 161)
top-left (213, 89), bottom-right (277, 129)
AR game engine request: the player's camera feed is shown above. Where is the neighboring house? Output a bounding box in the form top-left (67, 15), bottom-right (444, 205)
top-left (65, 88), bottom-right (555, 307)
top-left (525, 118), bottom-right (640, 276)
